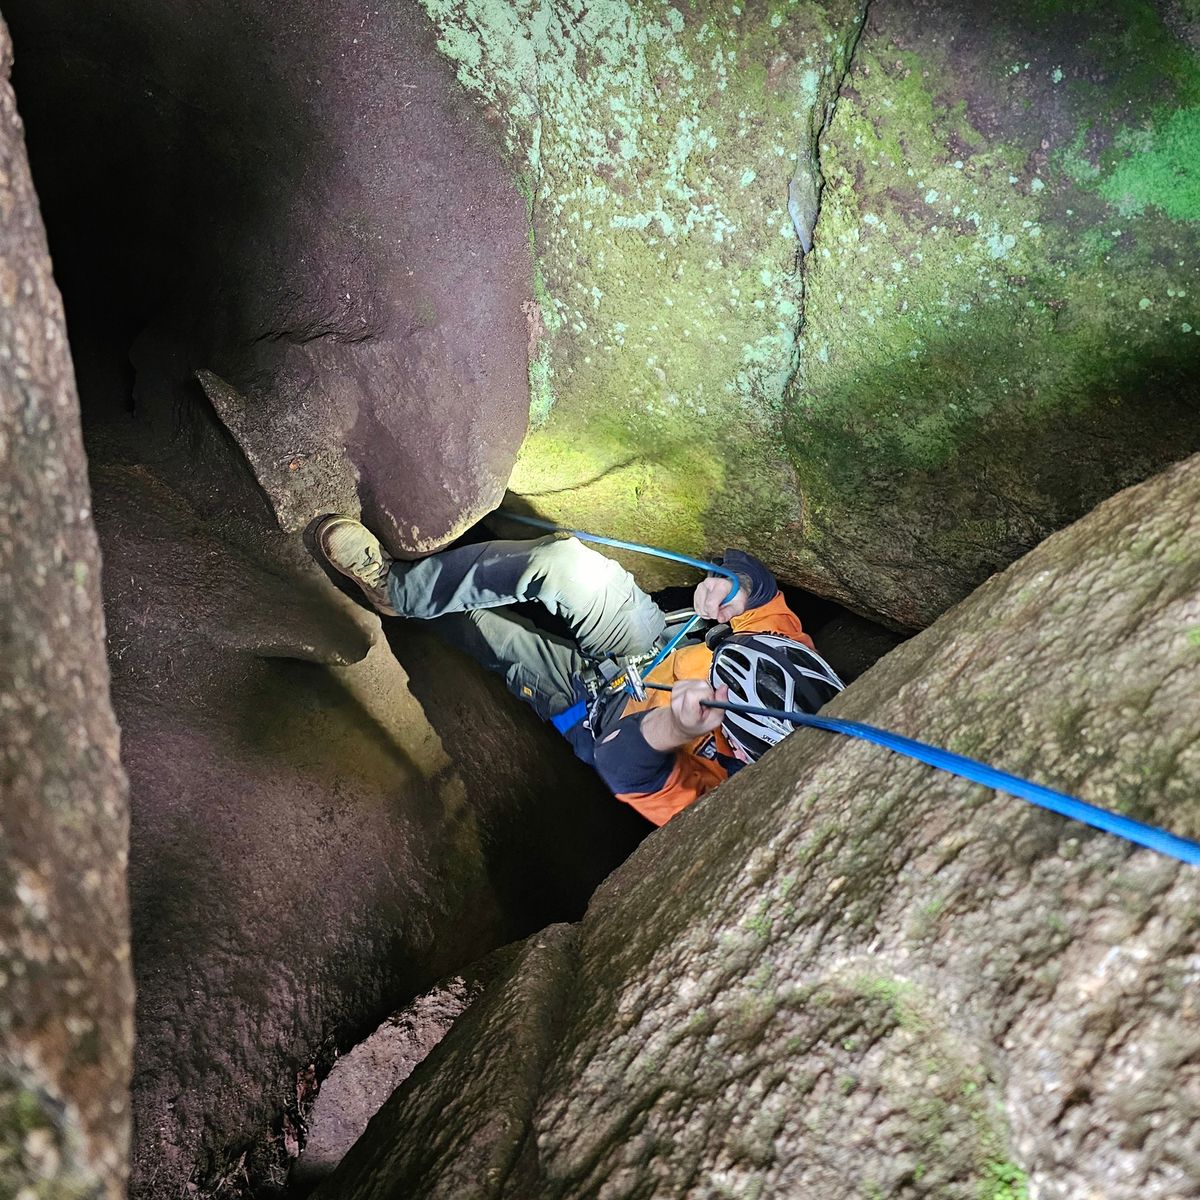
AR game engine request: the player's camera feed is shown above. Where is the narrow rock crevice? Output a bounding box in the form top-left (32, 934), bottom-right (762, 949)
top-left (5, 2), bottom-right (1199, 1197)
top-left (793, 0), bottom-right (872, 277)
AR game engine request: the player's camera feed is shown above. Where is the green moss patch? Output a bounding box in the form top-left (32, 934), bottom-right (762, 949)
top-left (422, 0), bottom-right (1199, 623)
top-left (786, 0), bottom-right (1200, 621)
top-left (1100, 106), bottom-right (1200, 221)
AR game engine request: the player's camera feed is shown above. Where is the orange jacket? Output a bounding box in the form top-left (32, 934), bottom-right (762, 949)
top-left (592, 590), bottom-right (813, 826)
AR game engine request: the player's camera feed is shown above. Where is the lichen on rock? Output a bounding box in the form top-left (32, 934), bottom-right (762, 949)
top-left (424, 0), bottom-right (1199, 627)
top-left (789, 0), bottom-right (1200, 626)
top-left (420, 0), bottom-right (869, 576)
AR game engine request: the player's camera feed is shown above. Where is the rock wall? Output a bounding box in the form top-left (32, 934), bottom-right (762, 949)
top-left (1, 3), bottom-right (656, 1195)
top-left (422, 0), bottom-right (870, 581)
top-left (424, 0), bottom-right (1199, 628)
top-left (90, 465), bottom-right (646, 1198)
top-left (4, 0), bottom-right (536, 553)
top-left (789, 0), bottom-right (1200, 626)
top-left (320, 453), bottom-right (1200, 1199)
top-left (0, 19), bottom-right (134, 1200)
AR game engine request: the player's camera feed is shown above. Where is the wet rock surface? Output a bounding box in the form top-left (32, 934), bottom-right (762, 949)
top-left (319, 454), bottom-right (1200, 1200)
top-left (0, 20), bottom-right (134, 1199)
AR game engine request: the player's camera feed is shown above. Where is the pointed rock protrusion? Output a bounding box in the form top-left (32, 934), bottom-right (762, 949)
top-left (196, 369), bottom-right (361, 535)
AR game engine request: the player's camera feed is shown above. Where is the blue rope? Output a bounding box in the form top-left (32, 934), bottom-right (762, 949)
top-left (644, 685), bottom-right (1200, 867)
top-left (497, 512), bottom-right (1200, 867)
top-left (497, 512), bottom-right (740, 732)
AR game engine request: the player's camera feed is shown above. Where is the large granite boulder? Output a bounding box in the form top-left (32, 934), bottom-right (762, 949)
top-left (320, 453), bottom-right (1200, 1199)
top-left (4, 0), bottom-right (534, 553)
top-left (788, 0), bottom-right (1200, 627)
top-left (421, 0), bottom-right (869, 580)
top-left (424, 0), bottom-right (1199, 628)
top-left (0, 20), bottom-right (134, 1200)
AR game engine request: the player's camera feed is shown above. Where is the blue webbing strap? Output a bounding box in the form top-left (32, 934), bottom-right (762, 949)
top-left (497, 512), bottom-right (740, 734)
top-left (552, 699), bottom-right (589, 734)
top-left (644, 684), bottom-right (1200, 867)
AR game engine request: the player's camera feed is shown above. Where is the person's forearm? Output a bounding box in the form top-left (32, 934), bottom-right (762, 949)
top-left (641, 705), bottom-right (695, 752)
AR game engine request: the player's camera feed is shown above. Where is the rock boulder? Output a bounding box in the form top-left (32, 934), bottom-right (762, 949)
top-left (425, 0), bottom-right (1199, 628)
top-left (0, 19), bottom-right (134, 1199)
top-left (87, 465), bottom-right (645, 1198)
top-left (321, 453), bottom-right (1200, 1199)
top-left (5, 0), bottom-right (535, 552)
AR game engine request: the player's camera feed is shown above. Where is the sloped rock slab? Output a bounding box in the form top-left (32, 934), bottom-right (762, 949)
top-left (317, 927), bottom-right (578, 1200)
top-left (319, 455), bottom-right (1200, 1199)
top-left (431, 0), bottom-right (1199, 629)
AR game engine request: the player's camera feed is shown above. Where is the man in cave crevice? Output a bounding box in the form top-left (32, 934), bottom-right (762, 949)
top-left (315, 515), bottom-right (843, 826)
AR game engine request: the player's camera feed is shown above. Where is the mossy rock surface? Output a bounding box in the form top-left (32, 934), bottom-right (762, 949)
top-left (425, 0), bottom-right (1199, 627)
top-left (420, 0), bottom-right (867, 580)
top-left (791, 0), bottom-right (1200, 625)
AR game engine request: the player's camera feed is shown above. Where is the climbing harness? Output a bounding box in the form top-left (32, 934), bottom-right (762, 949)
top-left (496, 512), bottom-right (740, 734)
top-left (497, 509), bottom-right (1200, 868)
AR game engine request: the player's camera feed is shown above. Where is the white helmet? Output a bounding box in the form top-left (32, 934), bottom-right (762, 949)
top-left (710, 633), bottom-right (844, 761)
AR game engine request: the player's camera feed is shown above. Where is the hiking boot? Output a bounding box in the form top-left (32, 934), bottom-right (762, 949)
top-left (315, 515), bottom-right (399, 616)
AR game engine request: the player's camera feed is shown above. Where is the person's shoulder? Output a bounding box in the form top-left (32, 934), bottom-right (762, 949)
top-left (730, 592), bottom-right (813, 646)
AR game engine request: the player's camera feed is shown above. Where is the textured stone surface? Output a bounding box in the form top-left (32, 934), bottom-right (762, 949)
top-left (85, 464), bottom-right (644, 1200)
top-left (5, 0), bottom-right (534, 554)
top-left (291, 946), bottom-right (518, 1191)
top-left (425, 0), bottom-right (1199, 628)
top-left (3, 4), bottom-right (654, 1195)
top-left (195, 370), bottom-right (361, 535)
top-left (421, 0), bottom-right (868, 581)
top-left (320, 454), bottom-right (1200, 1200)
top-left (788, 0), bottom-right (1200, 626)
top-left (0, 19), bottom-right (134, 1200)
top-left (320, 927), bottom-right (580, 1200)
